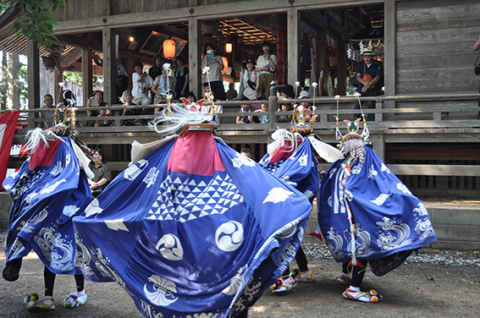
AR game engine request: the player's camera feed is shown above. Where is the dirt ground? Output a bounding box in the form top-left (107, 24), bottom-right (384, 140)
top-left (1, 246), bottom-right (479, 318)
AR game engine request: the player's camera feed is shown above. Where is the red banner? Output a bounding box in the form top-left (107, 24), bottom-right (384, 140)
top-left (0, 110), bottom-right (21, 190)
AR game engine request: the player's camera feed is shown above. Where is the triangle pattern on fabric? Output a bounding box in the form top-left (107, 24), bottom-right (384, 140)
top-left (148, 171), bottom-right (244, 222)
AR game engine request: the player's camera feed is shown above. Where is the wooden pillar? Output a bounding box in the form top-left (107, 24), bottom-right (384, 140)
top-left (336, 36), bottom-right (347, 95)
top-left (372, 133), bottom-right (385, 162)
top-left (82, 44), bottom-right (93, 107)
top-left (384, 0), bottom-right (396, 120)
top-left (103, 26), bottom-right (116, 106)
top-left (55, 70), bottom-right (63, 105)
top-left (189, 17), bottom-right (201, 99)
top-left (287, 7), bottom-right (299, 86)
top-left (27, 39), bottom-right (40, 127)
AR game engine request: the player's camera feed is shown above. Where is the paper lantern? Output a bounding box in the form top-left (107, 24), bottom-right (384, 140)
top-left (163, 39), bottom-right (176, 59)
top-left (221, 56), bottom-right (228, 74)
top-left (225, 43), bottom-right (232, 53)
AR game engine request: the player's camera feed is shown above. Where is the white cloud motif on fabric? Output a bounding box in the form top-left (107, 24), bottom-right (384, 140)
top-left (144, 275), bottom-right (178, 306)
top-left (156, 234), bottom-right (183, 261)
top-left (370, 193), bottom-right (391, 206)
top-left (85, 198), bottom-right (103, 216)
top-left (222, 265), bottom-right (248, 295)
top-left (105, 219), bottom-right (129, 232)
top-left (216, 221), bottom-right (244, 252)
top-left (124, 159), bottom-right (149, 181)
top-left (380, 163), bottom-right (391, 173)
top-left (397, 183), bottom-right (412, 194)
top-left (368, 165), bottom-right (377, 180)
top-left (62, 205), bottom-right (79, 217)
top-left (143, 167), bottom-right (159, 188)
top-left (262, 187), bottom-right (294, 204)
top-left (232, 153), bottom-right (255, 168)
top-left (298, 153), bottom-right (308, 167)
top-left (40, 179), bottom-right (67, 194)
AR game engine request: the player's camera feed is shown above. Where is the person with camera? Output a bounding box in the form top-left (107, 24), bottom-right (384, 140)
top-left (256, 42), bottom-right (277, 99)
top-left (202, 43), bottom-right (226, 101)
top-left (473, 36), bottom-right (480, 119)
top-left (354, 49), bottom-right (383, 121)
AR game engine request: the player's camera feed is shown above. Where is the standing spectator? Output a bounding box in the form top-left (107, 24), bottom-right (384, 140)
top-left (86, 91), bottom-right (111, 127)
top-left (132, 61), bottom-right (154, 123)
top-left (88, 148), bottom-right (111, 198)
top-left (149, 55), bottom-right (164, 104)
top-left (473, 35), bottom-right (480, 119)
top-left (132, 61), bottom-right (154, 105)
top-left (226, 83), bottom-right (238, 100)
top-left (174, 56), bottom-right (189, 99)
top-left (240, 58), bottom-right (258, 100)
top-left (354, 49), bottom-right (383, 121)
top-left (256, 42), bottom-right (277, 98)
top-left (202, 43), bottom-right (227, 101)
top-left (151, 64), bottom-right (175, 104)
top-left (116, 58), bottom-right (129, 99)
top-left (39, 94), bottom-right (55, 128)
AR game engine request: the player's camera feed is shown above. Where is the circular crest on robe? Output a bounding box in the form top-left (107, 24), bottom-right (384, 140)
top-left (156, 234), bottom-right (184, 261)
top-left (215, 221), bottom-right (244, 252)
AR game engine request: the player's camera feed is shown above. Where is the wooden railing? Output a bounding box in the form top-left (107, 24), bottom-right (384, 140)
top-left (8, 93), bottom-right (480, 141)
top-left (4, 93), bottom-right (480, 197)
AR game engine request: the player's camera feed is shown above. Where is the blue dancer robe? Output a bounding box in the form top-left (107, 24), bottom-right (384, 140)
top-left (73, 131), bottom-right (312, 318)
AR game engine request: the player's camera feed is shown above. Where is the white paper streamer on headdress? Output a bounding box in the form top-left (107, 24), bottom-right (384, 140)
top-left (150, 103), bottom-right (213, 136)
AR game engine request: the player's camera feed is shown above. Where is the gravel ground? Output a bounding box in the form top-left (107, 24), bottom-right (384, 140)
top-left (1, 229), bottom-right (480, 318)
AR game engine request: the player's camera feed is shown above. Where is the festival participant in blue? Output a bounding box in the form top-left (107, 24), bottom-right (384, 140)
top-left (73, 99), bottom-right (313, 318)
top-left (2, 109), bottom-right (94, 313)
top-left (259, 104), bottom-right (343, 293)
top-left (318, 97), bottom-right (437, 303)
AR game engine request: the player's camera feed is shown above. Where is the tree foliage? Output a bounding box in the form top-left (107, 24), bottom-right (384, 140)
top-left (3, 0), bottom-right (66, 47)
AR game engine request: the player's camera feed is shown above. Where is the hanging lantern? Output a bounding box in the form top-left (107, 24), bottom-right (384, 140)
top-left (221, 56), bottom-right (228, 74)
top-left (163, 39), bottom-right (176, 59)
top-left (225, 43), bottom-right (232, 53)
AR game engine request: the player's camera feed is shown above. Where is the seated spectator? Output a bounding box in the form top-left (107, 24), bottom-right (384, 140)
top-left (86, 91), bottom-right (111, 127)
top-left (240, 148), bottom-right (253, 159)
top-left (278, 103), bottom-right (293, 123)
top-left (226, 83), bottom-right (238, 100)
top-left (185, 91), bottom-right (197, 103)
top-left (278, 84), bottom-right (295, 100)
top-left (120, 90), bottom-right (139, 126)
top-left (201, 85), bottom-right (223, 122)
top-left (240, 58), bottom-right (259, 101)
top-left (236, 102), bottom-right (253, 124)
top-left (39, 94), bottom-right (55, 128)
top-left (254, 103), bottom-right (269, 123)
top-left (298, 90), bottom-right (313, 120)
top-left (88, 148), bottom-right (111, 198)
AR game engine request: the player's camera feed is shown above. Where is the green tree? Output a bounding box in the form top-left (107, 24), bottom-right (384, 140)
top-left (2, 0), bottom-right (66, 47)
